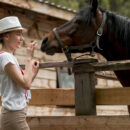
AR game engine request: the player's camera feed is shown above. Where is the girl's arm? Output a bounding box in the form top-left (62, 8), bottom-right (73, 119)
top-left (5, 41), bottom-right (39, 90)
top-left (5, 59), bottom-right (39, 90)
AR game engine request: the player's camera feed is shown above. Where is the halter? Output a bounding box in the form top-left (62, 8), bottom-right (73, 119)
top-left (53, 12), bottom-right (106, 60)
top-left (53, 12), bottom-right (106, 74)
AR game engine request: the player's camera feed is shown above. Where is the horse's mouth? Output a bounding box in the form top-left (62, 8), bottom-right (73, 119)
top-left (41, 44), bottom-right (56, 55)
top-left (45, 47), bottom-right (57, 55)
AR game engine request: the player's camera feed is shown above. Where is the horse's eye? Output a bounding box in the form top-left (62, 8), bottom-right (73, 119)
top-left (75, 19), bottom-right (82, 25)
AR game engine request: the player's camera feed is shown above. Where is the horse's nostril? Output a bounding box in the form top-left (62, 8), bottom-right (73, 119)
top-left (42, 37), bottom-right (48, 44)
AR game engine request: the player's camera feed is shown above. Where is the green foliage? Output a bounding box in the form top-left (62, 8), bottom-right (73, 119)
top-left (99, 0), bottom-right (110, 9)
top-left (118, 1), bottom-right (130, 17)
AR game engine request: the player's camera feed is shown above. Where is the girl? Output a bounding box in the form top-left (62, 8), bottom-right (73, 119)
top-left (0, 16), bottom-right (39, 130)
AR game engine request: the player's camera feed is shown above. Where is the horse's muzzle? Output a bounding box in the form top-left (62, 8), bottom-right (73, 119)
top-left (40, 37), bottom-right (48, 52)
top-left (42, 37), bottom-right (48, 44)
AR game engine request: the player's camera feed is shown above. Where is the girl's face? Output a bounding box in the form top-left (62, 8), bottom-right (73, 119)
top-left (4, 30), bottom-right (24, 51)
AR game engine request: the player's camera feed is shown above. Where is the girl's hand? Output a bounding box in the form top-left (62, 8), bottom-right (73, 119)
top-left (26, 41), bottom-right (37, 59)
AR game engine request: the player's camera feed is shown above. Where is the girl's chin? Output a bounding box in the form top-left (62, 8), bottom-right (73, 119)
top-left (16, 45), bottom-right (21, 48)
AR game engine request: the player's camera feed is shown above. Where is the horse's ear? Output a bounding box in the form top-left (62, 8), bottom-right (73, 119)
top-left (90, 0), bottom-right (98, 15)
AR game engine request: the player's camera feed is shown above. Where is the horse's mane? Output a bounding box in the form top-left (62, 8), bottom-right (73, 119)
top-left (105, 9), bottom-right (130, 48)
top-left (78, 6), bottom-right (130, 52)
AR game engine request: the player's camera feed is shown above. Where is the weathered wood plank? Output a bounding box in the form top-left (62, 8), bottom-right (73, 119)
top-left (20, 61), bottom-right (73, 69)
top-left (74, 72), bottom-right (96, 115)
top-left (29, 88), bottom-right (74, 106)
top-left (20, 59), bottom-right (97, 69)
top-left (0, 88), bottom-right (130, 106)
top-left (26, 106), bottom-right (75, 116)
top-left (31, 78), bottom-right (56, 88)
top-left (0, 0), bottom-right (75, 21)
top-left (26, 116), bottom-right (130, 130)
top-left (74, 60), bottom-right (130, 73)
top-left (36, 69), bottom-right (56, 80)
top-left (29, 87), bottom-right (130, 106)
top-left (1, 115), bottom-right (130, 129)
top-left (74, 59), bottom-right (97, 115)
top-left (96, 87), bottom-right (130, 105)
top-left (95, 72), bottom-right (117, 80)
top-left (21, 59), bottom-right (130, 72)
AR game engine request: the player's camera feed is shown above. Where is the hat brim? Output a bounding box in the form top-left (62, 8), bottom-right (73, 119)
top-left (0, 27), bottom-right (26, 34)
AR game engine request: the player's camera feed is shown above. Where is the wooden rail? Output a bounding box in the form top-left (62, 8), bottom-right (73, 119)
top-left (26, 116), bottom-right (130, 130)
top-left (30, 88), bottom-right (130, 106)
top-left (1, 115), bottom-right (130, 130)
top-left (21, 59), bottom-right (130, 70)
top-left (21, 59), bottom-right (130, 80)
top-left (20, 59), bottom-right (118, 80)
top-left (0, 87), bottom-right (130, 106)
top-left (74, 59), bottom-right (130, 72)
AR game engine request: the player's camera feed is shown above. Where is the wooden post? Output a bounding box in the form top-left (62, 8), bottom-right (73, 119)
top-left (73, 59), bottom-right (97, 116)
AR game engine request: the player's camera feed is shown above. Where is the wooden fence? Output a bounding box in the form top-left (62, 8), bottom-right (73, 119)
top-left (22, 59), bottom-right (130, 114)
top-left (26, 59), bottom-right (130, 129)
top-left (2, 59), bottom-right (130, 130)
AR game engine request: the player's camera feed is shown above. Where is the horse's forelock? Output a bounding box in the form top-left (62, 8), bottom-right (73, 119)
top-left (78, 6), bottom-right (93, 24)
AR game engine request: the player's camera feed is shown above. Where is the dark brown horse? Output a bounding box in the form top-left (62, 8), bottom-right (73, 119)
top-left (41, 0), bottom-right (130, 112)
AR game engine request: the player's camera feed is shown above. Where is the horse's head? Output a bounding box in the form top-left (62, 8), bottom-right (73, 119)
top-left (41, 0), bottom-right (106, 56)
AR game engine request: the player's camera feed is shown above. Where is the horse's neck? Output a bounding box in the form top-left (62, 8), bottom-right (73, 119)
top-left (99, 11), bottom-right (130, 61)
top-left (98, 35), bottom-right (130, 87)
top-left (96, 11), bottom-right (130, 87)
top-left (98, 35), bottom-right (129, 61)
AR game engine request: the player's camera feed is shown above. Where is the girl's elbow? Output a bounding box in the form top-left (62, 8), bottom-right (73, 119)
top-left (24, 85), bottom-right (31, 90)
top-left (20, 83), bottom-right (31, 90)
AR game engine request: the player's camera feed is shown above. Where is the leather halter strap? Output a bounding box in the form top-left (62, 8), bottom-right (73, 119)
top-left (53, 28), bottom-right (72, 62)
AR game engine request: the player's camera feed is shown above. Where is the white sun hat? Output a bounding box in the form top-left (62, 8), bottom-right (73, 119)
top-left (0, 16), bottom-right (24, 34)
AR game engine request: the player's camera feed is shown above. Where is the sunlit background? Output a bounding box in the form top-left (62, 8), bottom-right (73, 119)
top-left (42, 0), bottom-right (130, 17)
